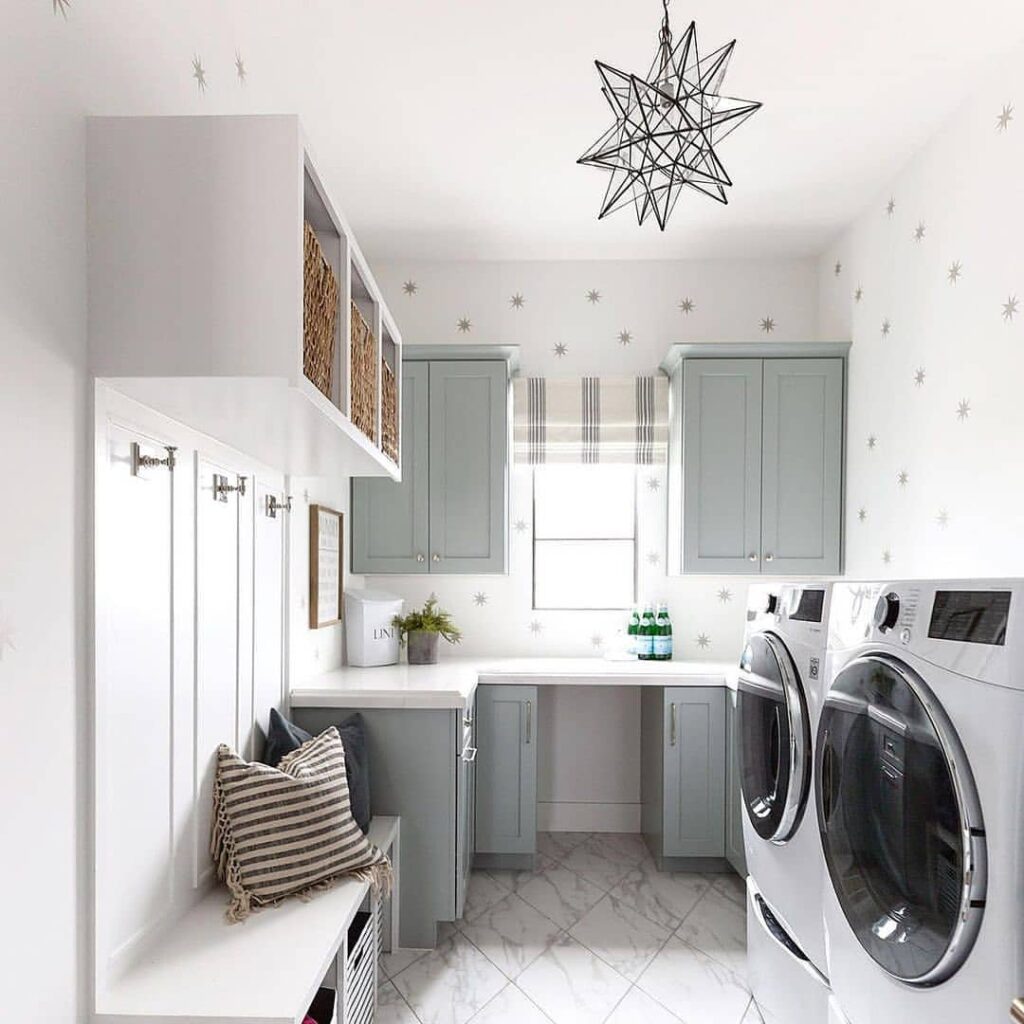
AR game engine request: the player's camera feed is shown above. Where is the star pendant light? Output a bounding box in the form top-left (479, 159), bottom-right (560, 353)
top-left (578, 0), bottom-right (761, 230)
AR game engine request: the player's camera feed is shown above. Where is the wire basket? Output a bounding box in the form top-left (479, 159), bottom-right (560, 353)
top-left (381, 359), bottom-right (398, 463)
top-left (302, 222), bottom-right (339, 400)
top-left (350, 300), bottom-right (378, 443)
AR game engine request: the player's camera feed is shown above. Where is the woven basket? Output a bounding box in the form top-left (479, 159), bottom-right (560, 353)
top-left (350, 300), bottom-right (377, 443)
top-left (381, 359), bottom-right (398, 463)
top-left (302, 222), bottom-right (339, 400)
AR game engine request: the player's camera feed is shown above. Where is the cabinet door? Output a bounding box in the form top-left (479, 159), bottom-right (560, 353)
top-left (760, 358), bottom-right (844, 575)
top-left (475, 685), bottom-right (537, 856)
top-left (428, 361), bottom-right (508, 574)
top-left (351, 360), bottom-right (430, 573)
top-left (725, 689), bottom-right (747, 876)
top-left (663, 687), bottom-right (726, 858)
top-left (682, 359), bottom-right (763, 573)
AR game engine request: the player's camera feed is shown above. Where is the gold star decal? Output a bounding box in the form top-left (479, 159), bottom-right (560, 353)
top-left (618, 330), bottom-right (632, 346)
top-left (456, 317), bottom-right (472, 333)
top-left (857, 507), bottom-right (867, 523)
top-left (646, 551), bottom-right (660, 566)
top-left (957, 398), bottom-right (971, 421)
top-left (997, 103), bottom-right (1014, 131)
top-left (897, 469), bottom-right (909, 487)
top-left (553, 342), bottom-right (568, 358)
top-left (192, 55), bottom-right (207, 92)
top-left (695, 633), bottom-right (711, 650)
top-left (1003, 296), bottom-right (1019, 322)
top-left (514, 519), bottom-right (528, 533)
top-left (717, 588), bottom-right (732, 603)
top-left (881, 318), bottom-right (892, 336)
top-left (647, 476), bottom-right (661, 492)
top-left (473, 592), bottom-right (488, 607)
top-left (834, 260), bottom-right (842, 277)
top-left (679, 297), bottom-right (695, 314)
top-left (402, 280), bottom-right (418, 296)
top-left (886, 197), bottom-right (896, 217)
top-left (936, 509), bottom-right (950, 529)
top-left (854, 286), bottom-right (863, 302)
top-left (529, 620), bottom-right (543, 635)
top-left (867, 434), bottom-right (878, 450)
top-left (235, 51), bottom-right (246, 83)
top-left (591, 634), bottom-right (604, 648)
top-left (947, 261), bottom-right (962, 284)
top-left (510, 293), bottom-right (525, 309)
top-left (913, 222), bottom-right (926, 242)
top-left (914, 368), bottom-right (926, 387)
top-left (586, 289), bottom-right (601, 304)
top-left (882, 548), bottom-right (893, 565)
top-left (760, 316), bottom-right (775, 333)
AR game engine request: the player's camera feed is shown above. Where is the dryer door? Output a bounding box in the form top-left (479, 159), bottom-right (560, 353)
top-left (738, 632), bottom-right (811, 843)
top-left (815, 654), bottom-right (987, 985)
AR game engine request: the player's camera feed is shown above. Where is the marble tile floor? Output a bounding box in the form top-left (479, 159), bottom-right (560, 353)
top-left (378, 832), bottom-right (764, 1024)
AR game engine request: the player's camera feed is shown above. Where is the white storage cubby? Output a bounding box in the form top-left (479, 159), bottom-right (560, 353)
top-left (88, 114), bottom-right (401, 480)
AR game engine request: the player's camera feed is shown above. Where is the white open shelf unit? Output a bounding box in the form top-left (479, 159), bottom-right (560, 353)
top-left (87, 114), bottom-right (401, 480)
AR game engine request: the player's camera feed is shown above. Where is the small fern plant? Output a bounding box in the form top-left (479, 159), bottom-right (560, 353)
top-left (392, 594), bottom-right (463, 646)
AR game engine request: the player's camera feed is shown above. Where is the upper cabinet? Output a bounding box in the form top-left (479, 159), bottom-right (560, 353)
top-left (87, 115), bottom-right (400, 480)
top-left (665, 344), bottom-right (848, 576)
top-left (352, 348), bottom-right (513, 575)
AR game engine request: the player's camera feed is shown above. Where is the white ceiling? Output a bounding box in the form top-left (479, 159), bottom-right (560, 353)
top-left (296, 0), bottom-right (1024, 261)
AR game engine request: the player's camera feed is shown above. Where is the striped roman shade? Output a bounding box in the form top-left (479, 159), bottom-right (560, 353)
top-left (514, 376), bottom-right (669, 464)
top-left (211, 727), bottom-right (392, 922)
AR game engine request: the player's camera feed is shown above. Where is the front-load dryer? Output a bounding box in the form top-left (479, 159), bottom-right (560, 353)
top-left (818, 579), bottom-right (1023, 1024)
top-left (740, 582), bottom-right (833, 1022)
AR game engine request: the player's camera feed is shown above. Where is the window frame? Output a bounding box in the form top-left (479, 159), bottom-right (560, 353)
top-left (530, 465), bottom-right (639, 612)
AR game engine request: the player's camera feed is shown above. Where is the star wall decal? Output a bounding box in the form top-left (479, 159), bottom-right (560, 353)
top-left (957, 398), bottom-right (971, 421)
top-left (1003, 296), bottom-right (1019, 322)
top-left (554, 342), bottom-right (568, 358)
top-left (695, 633), bottom-right (711, 650)
top-left (936, 508), bottom-right (950, 529)
top-left (510, 293), bottom-right (525, 309)
top-left (618, 330), bottom-right (633, 346)
top-left (881, 318), bottom-right (892, 337)
top-left (947, 261), bottom-right (962, 284)
top-left (857, 507), bottom-right (867, 523)
top-left (514, 518), bottom-right (528, 533)
top-left (591, 634), bottom-right (604, 648)
top-left (646, 551), bottom-right (661, 566)
top-left (586, 289), bottom-right (602, 304)
top-left (886, 197), bottom-right (896, 217)
top-left (997, 103), bottom-right (1014, 132)
top-left (760, 317), bottom-right (775, 333)
top-left (913, 222), bottom-right (926, 243)
top-left (882, 548), bottom-right (893, 565)
top-left (679, 297), bottom-right (696, 314)
top-left (897, 469), bottom-right (909, 487)
top-left (717, 587), bottom-right (732, 603)
top-left (529, 620), bottom-right (543, 635)
top-left (647, 476), bottom-right (661, 492)
top-left (52, 0), bottom-right (70, 18)
top-left (854, 286), bottom-right (863, 303)
top-left (402, 280), bottom-right (418, 296)
top-left (577, 19), bottom-right (762, 229)
top-left (235, 51), bottom-right (247, 83)
top-left (456, 317), bottom-right (472, 333)
top-left (914, 368), bottom-right (926, 387)
top-left (867, 434), bottom-right (878, 450)
top-left (192, 55), bottom-right (207, 92)
top-left (834, 260), bottom-right (842, 277)
top-left (473, 592), bottom-right (489, 607)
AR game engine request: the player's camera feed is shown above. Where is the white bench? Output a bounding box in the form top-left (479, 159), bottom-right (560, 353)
top-left (95, 817), bottom-right (400, 1024)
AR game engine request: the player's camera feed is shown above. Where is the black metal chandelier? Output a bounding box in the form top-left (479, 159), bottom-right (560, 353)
top-left (578, 0), bottom-right (761, 230)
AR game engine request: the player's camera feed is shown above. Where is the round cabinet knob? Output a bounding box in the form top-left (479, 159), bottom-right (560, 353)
top-left (765, 553), bottom-right (774, 562)
top-left (432, 553), bottom-right (441, 563)
top-left (873, 592), bottom-right (901, 632)
top-left (749, 552), bottom-right (758, 562)
top-left (416, 553), bottom-right (425, 563)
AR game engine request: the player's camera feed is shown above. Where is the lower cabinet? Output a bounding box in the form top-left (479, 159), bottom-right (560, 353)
top-left (474, 685), bottom-right (538, 862)
top-left (641, 686), bottom-right (726, 867)
top-left (725, 689), bottom-right (747, 876)
top-left (293, 703), bottom-right (474, 949)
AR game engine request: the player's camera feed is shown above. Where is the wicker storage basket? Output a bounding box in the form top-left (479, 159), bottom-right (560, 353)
top-left (350, 300), bottom-right (378, 443)
top-left (381, 359), bottom-right (399, 463)
top-left (302, 222), bottom-right (339, 400)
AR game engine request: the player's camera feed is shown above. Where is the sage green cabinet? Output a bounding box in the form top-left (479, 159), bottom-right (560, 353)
top-left (474, 685), bottom-right (537, 860)
top-left (670, 354), bottom-right (844, 576)
top-left (352, 358), bottom-right (508, 575)
top-left (642, 686), bottom-right (726, 867)
top-left (725, 689), bottom-right (747, 876)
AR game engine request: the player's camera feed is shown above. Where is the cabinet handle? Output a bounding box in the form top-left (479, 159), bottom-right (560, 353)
top-left (765, 553), bottom-right (774, 562)
top-left (670, 703), bottom-right (677, 746)
top-left (748, 552), bottom-right (758, 562)
top-left (432, 553), bottom-right (441, 563)
top-left (525, 700), bottom-right (533, 744)
top-left (416, 553), bottom-right (426, 563)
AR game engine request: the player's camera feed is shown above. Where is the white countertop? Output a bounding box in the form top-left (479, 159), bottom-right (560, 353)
top-left (290, 657), bottom-right (737, 710)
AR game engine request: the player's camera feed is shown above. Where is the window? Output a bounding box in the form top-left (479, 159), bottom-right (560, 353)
top-left (532, 464), bottom-right (637, 610)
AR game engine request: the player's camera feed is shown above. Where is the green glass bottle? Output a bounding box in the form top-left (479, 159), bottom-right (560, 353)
top-left (655, 603), bottom-right (673, 661)
top-left (639, 605), bottom-right (655, 661)
top-left (627, 606), bottom-right (641, 658)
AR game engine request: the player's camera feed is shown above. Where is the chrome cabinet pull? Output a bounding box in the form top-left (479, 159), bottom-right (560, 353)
top-left (670, 703), bottom-right (677, 746)
top-left (416, 553), bottom-right (426, 563)
top-left (432, 553), bottom-right (441, 563)
top-left (748, 552), bottom-right (758, 562)
top-left (213, 473), bottom-right (247, 502)
top-left (525, 700), bottom-right (533, 744)
top-left (765, 553), bottom-right (774, 562)
top-left (130, 442), bottom-right (177, 477)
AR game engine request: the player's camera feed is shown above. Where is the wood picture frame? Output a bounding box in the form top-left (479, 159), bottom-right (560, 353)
top-left (309, 504), bottom-right (344, 629)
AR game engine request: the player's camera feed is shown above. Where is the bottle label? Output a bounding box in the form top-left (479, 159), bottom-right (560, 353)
top-left (654, 635), bottom-right (671, 658)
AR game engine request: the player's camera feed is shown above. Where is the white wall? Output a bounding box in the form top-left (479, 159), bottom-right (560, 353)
top-left (818, 45), bottom-right (1024, 577)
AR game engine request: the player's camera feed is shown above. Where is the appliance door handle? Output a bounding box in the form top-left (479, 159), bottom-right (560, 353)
top-left (525, 700), bottom-right (532, 745)
top-left (461, 744), bottom-right (478, 763)
top-left (670, 703), bottom-right (677, 746)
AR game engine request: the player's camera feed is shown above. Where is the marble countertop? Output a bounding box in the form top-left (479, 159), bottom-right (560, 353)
top-left (290, 656), bottom-right (738, 710)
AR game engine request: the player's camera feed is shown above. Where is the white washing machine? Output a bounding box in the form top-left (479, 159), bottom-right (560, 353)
top-left (819, 579), bottom-right (1024, 1024)
top-left (740, 582), bottom-right (833, 1023)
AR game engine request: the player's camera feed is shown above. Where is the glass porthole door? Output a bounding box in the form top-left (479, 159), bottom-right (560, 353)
top-left (738, 633), bottom-right (811, 844)
top-left (816, 654), bottom-right (986, 985)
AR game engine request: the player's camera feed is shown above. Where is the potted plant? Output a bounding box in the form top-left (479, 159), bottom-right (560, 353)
top-left (392, 594), bottom-right (463, 665)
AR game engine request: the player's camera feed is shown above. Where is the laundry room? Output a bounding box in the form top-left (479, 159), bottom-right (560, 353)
top-left (4, 3), bottom-right (1024, 1024)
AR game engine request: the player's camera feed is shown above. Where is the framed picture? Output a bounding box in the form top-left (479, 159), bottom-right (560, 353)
top-left (309, 504), bottom-right (343, 629)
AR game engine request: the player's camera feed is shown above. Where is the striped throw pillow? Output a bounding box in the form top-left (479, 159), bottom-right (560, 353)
top-left (211, 726), bottom-right (392, 922)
